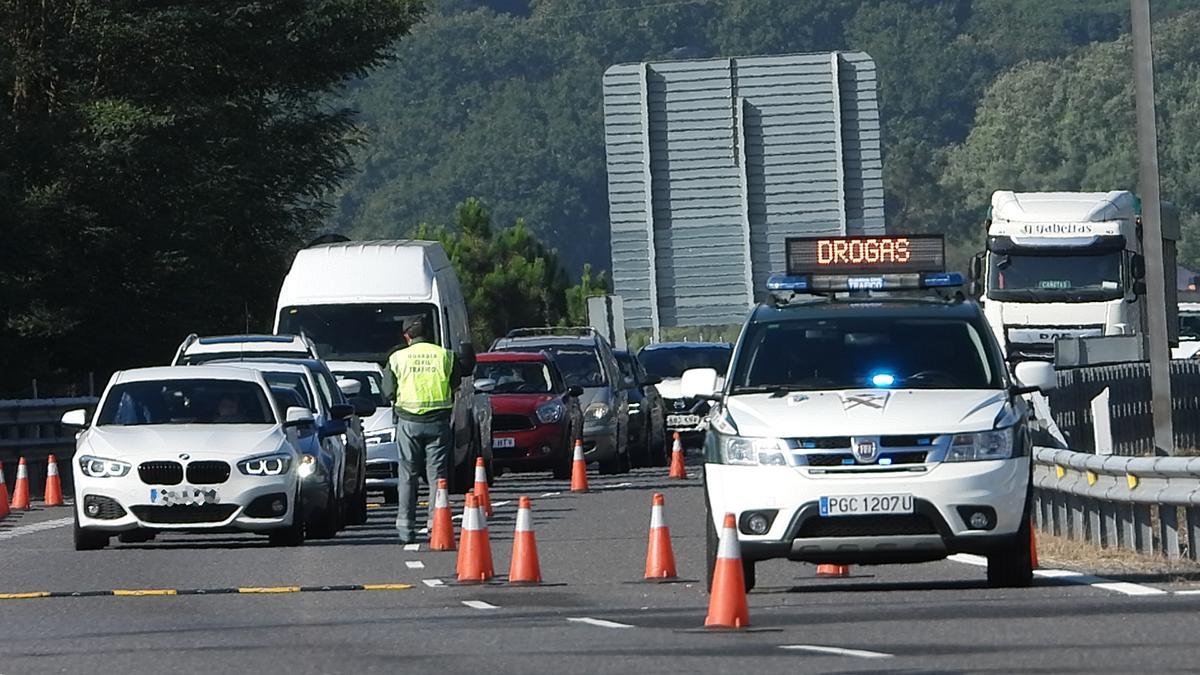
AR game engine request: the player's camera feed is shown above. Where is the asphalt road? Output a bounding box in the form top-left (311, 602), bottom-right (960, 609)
top-left (4, 457), bottom-right (1200, 674)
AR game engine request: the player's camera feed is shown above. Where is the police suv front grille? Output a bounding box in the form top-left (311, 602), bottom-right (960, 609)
top-left (804, 451), bottom-right (927, 467)
top-left (130, 504), bottom-right (239, 525)
top-left (138, 461), bottom-right (183, 485)
top-left (880, 435), bottom-right (937, 448)
top-left (186, 461), bottom-right (230, 485)
top-left (793, 437), bottom-right (851, 450)
top-left (798, 514), bottom-right (937, 538)
top-left (492, 414), bottom-right (535, 432)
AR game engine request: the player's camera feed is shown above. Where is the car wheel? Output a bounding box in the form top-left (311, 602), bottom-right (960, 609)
top-left (552, 442), bottom-right (573, 479)
top-left (986, 518), bottom-right (1034, 588)
top-left (306, 486), bottom-right (339, 540)
top-left (651, 421), bottom-right (669, 467)
top-left (383, 487), bottom-right (399, 504)
top-left (74, 513), bottom-right (109, 551)
top-left (352, 484), bottom-right (369, 525)
top-left (269, 493), bottom-right (306, 547)
top-left (705, 496), bottom-right (717, 593)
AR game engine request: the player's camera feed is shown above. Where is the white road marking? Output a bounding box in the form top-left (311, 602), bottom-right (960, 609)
top-left (491, 500), bottom-right (511, 509)
top-left (597, 482), bottom-right (633, 490)
top-left (1174, 589), bottom-right (1200, 595)
top-left (0, 517), bottom-right (73, 541)
top-left (452, 514), bottom-right (463, 521)
top-left (403, 543), bottom-right (420, 551)
top-left (462, 600), bottom-right (499, 610)
top-left (422, 579), bottom-right (444, 588)
top-left (779, 645), bottom-right (893, 659)
top-left (405, 561), bottom-right (425, 569)
top-left (948, 553), bottom-right (1166, 596)
top-left (567, 617), bottom-right (634, 629)
top-left (538, 492), bottom-right (561, 498)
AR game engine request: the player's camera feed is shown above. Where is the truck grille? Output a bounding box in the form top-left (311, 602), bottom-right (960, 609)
top-left (799, 514), bottom-right (937, 538)
top-left (130, 504), bottom-right (239, 525)
top-left (138, 461), bottom-right (183, 485)
top-left (186, 461), bottom-right (230, 485)
top-left (492, 414), bottom-right (535, 432)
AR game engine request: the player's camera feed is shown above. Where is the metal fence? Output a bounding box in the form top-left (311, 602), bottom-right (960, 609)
top-left (0, 397), bottom-right (98, 496)
top-left (1033, 446), bottom-right (1200, 559)
top-left (1046, 360), bottom-right (1200, 456)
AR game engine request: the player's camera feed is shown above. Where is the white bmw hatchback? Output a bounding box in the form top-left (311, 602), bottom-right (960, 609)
top-left (64, 366), bottom-right (313, 550)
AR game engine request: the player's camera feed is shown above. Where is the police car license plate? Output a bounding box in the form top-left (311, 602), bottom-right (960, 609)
top-left (819, 494), bottom-right (913, 517)
top-left (150, 487), bottom-right (219, 506)
top-left (667, 414), bottom-right (701, 427)
top-left (492, 437), bottom-right (516, 449)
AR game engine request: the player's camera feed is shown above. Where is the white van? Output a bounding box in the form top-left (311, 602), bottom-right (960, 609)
top-left (273, 239), bottom-right (485, 492)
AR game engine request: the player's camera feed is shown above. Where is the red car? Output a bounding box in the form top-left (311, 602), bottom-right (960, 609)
top-left (474, 351), bottom-right (584, 479)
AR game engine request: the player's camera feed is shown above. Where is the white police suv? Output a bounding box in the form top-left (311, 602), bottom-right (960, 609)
top-left (685, 235), bottom-right (1057, 591)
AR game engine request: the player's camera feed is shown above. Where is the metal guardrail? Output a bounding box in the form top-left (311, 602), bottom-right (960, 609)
top-left (0, 397), bottom-right (97, 495)
top-left (1033, 446), bottom-right (1200, 560)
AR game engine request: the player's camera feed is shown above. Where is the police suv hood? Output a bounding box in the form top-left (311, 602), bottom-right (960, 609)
top-left (656, 377), bottom-right (726, 401)
top-left (82, 425), bottom-right (291, 461)
top-left (722, 389), bottom-right (1009, 438)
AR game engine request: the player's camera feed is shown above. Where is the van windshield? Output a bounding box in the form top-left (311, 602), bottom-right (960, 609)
top-left (278, 304), bottom-right (439, 363)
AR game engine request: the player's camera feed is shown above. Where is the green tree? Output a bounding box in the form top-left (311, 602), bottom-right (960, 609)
top-left (0, 1), bottom-right (424, 393)
top-left (564, 263), bottom-right (611, 326)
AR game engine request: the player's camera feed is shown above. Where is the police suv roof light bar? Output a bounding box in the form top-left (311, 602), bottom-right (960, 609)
top-left (766, 235), bottom-right (963, 297)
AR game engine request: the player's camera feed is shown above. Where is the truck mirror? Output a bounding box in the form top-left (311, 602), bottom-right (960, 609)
top-left (968, 253), bottom-right (984, 282)
top-left (1131, 254), bottom-right (1146, 280)
top-left (1133, 280), bottom-right (1147, 296)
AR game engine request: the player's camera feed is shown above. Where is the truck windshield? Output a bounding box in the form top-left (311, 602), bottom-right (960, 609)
top-left (987, 251), bottom-right (1123, 302)
top-left (729, 317), bottom-right (1002, 393)
top-left (638, 346), bottom-right (731, 379)
top-left (278, 304), bottom-right (439, 363)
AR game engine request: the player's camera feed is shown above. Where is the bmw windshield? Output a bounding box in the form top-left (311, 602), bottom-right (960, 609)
top-left (729, 317), bottom-right (1003, 393)
top-left (98, 379), bottom-right (276, 426)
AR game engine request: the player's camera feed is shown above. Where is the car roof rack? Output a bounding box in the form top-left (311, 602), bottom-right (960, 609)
top-left (503, 326), bottom-right (600, 339)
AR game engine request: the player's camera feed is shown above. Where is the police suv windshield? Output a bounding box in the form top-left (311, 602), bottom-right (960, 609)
top-left (729, 317), bottom-right (1002, 393)
top-left (639, 346), bottom-right (731, 379)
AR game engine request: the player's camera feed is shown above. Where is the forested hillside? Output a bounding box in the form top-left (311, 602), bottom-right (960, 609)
top-left (333, 0), bottom-right (1200, 273)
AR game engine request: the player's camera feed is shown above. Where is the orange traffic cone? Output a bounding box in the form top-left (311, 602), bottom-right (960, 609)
top-left (508, 496), bottom-right (542, 584)
top-left (668, 432), bottom-right (686, 479)
top-left (0, 461), bottom-right (10, 521)
top-left (457, 493), bottom-right (495, 583)
top-left (456, 490), bottom-right (474, 576)
top-left (705, 512), bottom-right (750, 628)
top-left (1030, 519), bottom-right (1039, 570)
top-left (644, 493), bottom-right (678, 580)
top-left (10, 457), bottom-right (31, 511)
top-left (43, 454), bottom-right (64, 507)
top-left (815, 564), bottom-right (850, 577)
top-left (429, 478), bottom-right (456, 551)
top-left (473, 457), bottom-right (492, 518)
top-left (570, 439), bottom-right (589, 492)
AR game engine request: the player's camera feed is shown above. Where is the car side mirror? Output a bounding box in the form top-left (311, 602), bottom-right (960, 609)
top-left (284, 406), bottom-right (315, 428)
top-left (337, 379), bottom-right (362, 397)
top-left (641, 375), bottom-right (663, 386)
top-left (473, 377), bottom-right (496, 393)
top-left (320, 419), bottom-right (347, 438)
top-left (1013, 361), bottom-right (1057, 394)
top-left (566, 385), bottom-right (584, 397)
top-left (459, 341), bottom-right (478, 373)
top-left (61, 408), bottom-right (89, 428)
top-left (681, 368), bottom-right (720, 400)
top-left (328, 403), bottom-right (353, 421)
top-left (350, 396), bottom-right (376, 417)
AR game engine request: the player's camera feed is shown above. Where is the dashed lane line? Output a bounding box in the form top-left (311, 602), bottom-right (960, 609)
top-left (947, 553), bottom-right (1168, 596)
top-left (422, 579), bottom-right (445, 588)
top-left (0, 583), bottom-right (414, 601)
top-left (0, 517), bottom-right (74, 541)
top-left (780, 645), bottom-right (893, 659)
top-left (403, 543), bottom-right (421, 551)
top-left (567, 617), bottom-right (634, 629)
top-left (538, 492), bottom-right (561, 498)
top-left (405, 561), bottom-right (425, 569)
top-left (462, 600), bottom-right (499, 610)
top-left (595, 482), bottom-right (633, 490)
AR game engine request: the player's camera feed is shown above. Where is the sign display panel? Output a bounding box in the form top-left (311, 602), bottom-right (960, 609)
top-left (786, 235), bottom-right (945, 275)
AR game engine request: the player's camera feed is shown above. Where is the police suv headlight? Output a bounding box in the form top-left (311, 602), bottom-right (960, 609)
top-left (717, 434), bottom-right (788, 466)
top-left (945, 427), bottom-right (1016, 462)
top-left (366, 429), bottom-right (395, 445)
top-left (238, 453), bottom-right (292, 476)
top-left (536, 400), bottom-right (566, 424)
top-left (78, 455), bottom-right (131, 478)
top-left (585, 402), bottom-right (610, 422)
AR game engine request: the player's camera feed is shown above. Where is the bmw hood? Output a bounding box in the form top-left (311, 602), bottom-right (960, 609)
top-left (82, 425), bottom-right (290, 462)
top-left (722, 389), bottom-right (1009, 438)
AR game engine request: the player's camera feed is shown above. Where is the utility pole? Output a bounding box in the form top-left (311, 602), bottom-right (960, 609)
top-left (1130, 0), bottom-right (1175, 455)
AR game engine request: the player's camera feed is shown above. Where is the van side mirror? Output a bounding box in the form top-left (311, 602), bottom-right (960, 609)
top-left (681, 368), bottom-right (720, 400)
top-left (459, 341), bottom-right (477, 373)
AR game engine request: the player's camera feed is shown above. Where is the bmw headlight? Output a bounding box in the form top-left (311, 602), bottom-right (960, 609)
top-left (585, 402), bottom-right (610, 422)
top-left (536, 400), bottom-right (566, 424)
top-left (945, 427), bottom-right (1016, 462)
top-left (78, 455), bottom-right (131, 478)
top-left (366, 429), bottom-right (395, 445)
top-left (716, 434), bottom-right (788, 466)
top-left (238, 453), bottom-right (292, 476)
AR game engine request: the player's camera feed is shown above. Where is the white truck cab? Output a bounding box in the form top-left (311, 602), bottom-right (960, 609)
top-left (972, 191), bottom-right (1178, 362)
top-left (690, 235), bottom-right (1055, 591)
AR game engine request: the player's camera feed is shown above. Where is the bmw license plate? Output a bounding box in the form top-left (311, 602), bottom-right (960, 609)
top-left (492, 436), bottom-right (516, 449)
top-left (666, 414), bottom-right (701, 428)
top-left (819, 494), bottom-right (913, 517)
top-left (150, 487), bottom-right (219, 506)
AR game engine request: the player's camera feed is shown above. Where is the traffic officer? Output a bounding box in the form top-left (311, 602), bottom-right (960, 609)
top-left (387, 317), bottom-right (459, 544)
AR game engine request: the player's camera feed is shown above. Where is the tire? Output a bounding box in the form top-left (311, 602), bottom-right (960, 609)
top-left (269, 494), bottom-right (306, 547)
top-left (742, 559), bottom-right (757, 593)
top-left (383, 487), bottom-right (399, 504)
top-left (552, 444), bottom-right (572, 479)
top-left (74, 514), bottom-right (109, 551)
top-left (705, 498), bottom-right (718, 593)
top-left (986, 518), bottom-right (1034, 588)
top-left (351, 484), bottom-right (368, 525)
top-left (650, 420), bottom-right (669, 467)
top-left (306, 486), bottom-right (339, 540)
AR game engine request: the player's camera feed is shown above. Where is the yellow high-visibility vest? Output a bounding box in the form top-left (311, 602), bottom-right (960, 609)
top-left (388, 341), bottom-right (454, 415)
